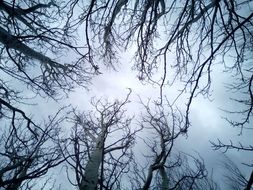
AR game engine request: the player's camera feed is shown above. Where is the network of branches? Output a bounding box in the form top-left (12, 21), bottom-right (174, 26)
top-left (0, 0), bottom-right (252, 189)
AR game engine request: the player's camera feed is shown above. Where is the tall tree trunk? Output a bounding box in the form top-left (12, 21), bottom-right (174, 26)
top-left (142, 167), bottom-right (153, 190)
top-left (80, 133), bottom-right (105, 190)
top-left (159, 166), bottom-right (169, 190)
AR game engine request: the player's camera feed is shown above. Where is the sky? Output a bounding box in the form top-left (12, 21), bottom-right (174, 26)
top-left (23, 48), bottom-right (252, 189)
top-left (1, 1), bottom-right (252, 189)
top-left (89, 61), bottom-right (252, 189)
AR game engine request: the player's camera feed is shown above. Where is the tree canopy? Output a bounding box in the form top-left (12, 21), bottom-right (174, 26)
top-left (0, 0), bottom-right (252, 189)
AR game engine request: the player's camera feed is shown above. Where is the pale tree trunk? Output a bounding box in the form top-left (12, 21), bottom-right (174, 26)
top-left (79, 131), bottom-right (105, 190)
top-left (159, 167), bottom-right (169, 190)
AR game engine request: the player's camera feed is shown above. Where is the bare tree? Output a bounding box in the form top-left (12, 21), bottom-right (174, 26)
top-left (1, 0), bottom-right (252, 189)
top-left (0, 0), bottom-right (99, 98)
top-left (130, 152), bottom-right (219, 190)
top-left (137, 99), bottom-right (184, 190)
top-left (0, 1), bottom-right (100, 188)
top-left (2, 1), bottom-right (252, 132)
top-left (210, 139), bottom-right (253, 190)
top-left (157, 154), bottom-right (219, 190)
top-left (128, 98), bottom-right (217, 190)
top-left (0, 1), bottom-right (97, 174)
top-left (60, 8), bottom-right (253, 185)
top-left (63, 90), bottom-right (139, 190)
top-left (66, 2), bottom-right (253, 188)
top-left (1, 0), bottom-right (251, 139)
top-left (220, 155), bottom-right (253, 190)
top-left (0, 108), bottom-right (65, 190)
top-left (66, 0), bottom-right (253, 127)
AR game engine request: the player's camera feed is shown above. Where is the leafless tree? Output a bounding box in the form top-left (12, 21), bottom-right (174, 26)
top-left (62, 90), bottom-right (140, 190)
top-left (0, 1), bottom-right (97, 171)
top-left (2, 0), bottom-right (252, 132)
top-left (0, 108), bottom-right (65, 190)
top-left (66, 0), bottom-right (253, 129)
top-left (0, 1), bottom-right (100, 188)
top-left (130, 152), bottom-right (219, 190)
top-left (128, 98), bottom-right (217, 190)
top-left (1, 0), bottom-right (251, 141)
top-left (137, 98), bottom-right (184, 190)
top-left (1, 0), bottom-right (252, 189)
top-left (157, 154), bottom-right (219, 190)
top-left (66, 1), bottom-right (253, 187)
top-left (220, 155), bottom-right (253, 190)
top-left (210, 138), bottom-right (253, 190)
top-left (0, 0), bottom-right (99, 98)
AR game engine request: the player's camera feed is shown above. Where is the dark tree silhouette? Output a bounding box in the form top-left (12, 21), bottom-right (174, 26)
top-left (0, 0), bottom-right (98, 98)
top-left (221, 156), bottom-right (253, 190)
top-left (66, 2), bottom-right (253, 187)
top-left (211, 139), bottom-right (253, 190)
top-left (1, 0), bottom-right (252, 139)
top-left (1, 1), bottom-right (252, 130)
top-left (138, 99), bottom-right (184, 189)
top-left (1, 0), bottom-right (252, 189)
top-left (0, 1), bottom-right (99, 188)
top-left (62, 90), bottom-right (140, 190)
top-left (66, 0), bottom-right (253, 128)
top-left (0, 0), bottom-right (97, 162)
top-left (0, 108), bottom-right (65, 190)
top-left (128, 98), bottom-right (218, 190)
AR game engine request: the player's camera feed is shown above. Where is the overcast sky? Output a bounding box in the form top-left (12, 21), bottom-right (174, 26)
top-left (21, 46), bottom-right (252, 189)
top-left (5, 1), bottom-right (252, 189)
top-left (89, 60), bottom-right (252, 190)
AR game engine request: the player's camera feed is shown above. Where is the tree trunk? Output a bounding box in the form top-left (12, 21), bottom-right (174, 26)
top-left (142, 167), bottom-right (153, 190)
top-left (80, 132), bottom-right (105, 190)
top-left (245, 170), bottom-right (253, 190)
top-left (159, 166), bottom-right (169, 190)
